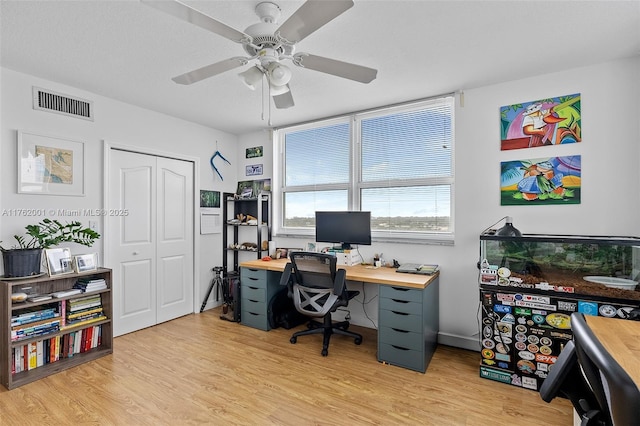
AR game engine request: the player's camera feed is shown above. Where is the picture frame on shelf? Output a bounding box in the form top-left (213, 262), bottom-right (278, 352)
top-left (44, 248), bottom-right (74, 276)
top-left (17, 130), bottom-right (85, 196)
top-left (74, 253), bottom-right (98, 273)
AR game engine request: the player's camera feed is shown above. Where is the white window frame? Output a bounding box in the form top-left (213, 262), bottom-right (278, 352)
top-left (273, 95), bottom-right (455, 245)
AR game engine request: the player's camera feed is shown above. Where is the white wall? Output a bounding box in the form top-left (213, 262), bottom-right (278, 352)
top-left (0, 67), bottom-right (239, 312)
top-left (250, 56), bottom-right (640, 350)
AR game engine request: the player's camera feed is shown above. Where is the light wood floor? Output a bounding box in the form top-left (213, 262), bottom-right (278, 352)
top-left (0, 308), bottom-right (572, 425)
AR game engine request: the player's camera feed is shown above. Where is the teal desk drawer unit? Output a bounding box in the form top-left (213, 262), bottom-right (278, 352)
top-left (240, 267), bottom-right (281, 331)
top-left (377, 277), bottom-right (439, 373)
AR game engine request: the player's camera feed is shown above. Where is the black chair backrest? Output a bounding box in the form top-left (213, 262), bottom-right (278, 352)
top-left (289, 252), bottom-right (337, 291)
top-left (539, 340), bottom-right (601, 421)
top-left (571, 312), bottom-right (640, 426)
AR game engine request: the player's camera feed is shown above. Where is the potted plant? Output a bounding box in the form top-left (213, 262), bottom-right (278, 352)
top-left (1, 218), bottom-right (100, 278)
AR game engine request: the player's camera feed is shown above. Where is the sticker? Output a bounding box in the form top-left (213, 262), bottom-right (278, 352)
top-left (494, 304), bottom-right (512, 314)
top-left (557, 301), bottom-right (577, 312)
top-left (482, 339), bottom-right (495, 349)
top-left (482, 349), bottom-right (495, 359)
top-left (545, 313), bottom-right (571, 329)
top-left (516, 300), bottom-right (557, 311)
top-left (599, 305), bottom-right (617, 318)
top-left (517, 317), bottom-right (527, 324)
top-left (483, 326), bottom-right (493, 338)
top-left (537, 362), bottom-right (549, 372)
top-left (539, 346), bottom-right (553, 356)
top-left (501, 314), bottom-right (516, 324)
top-left (519, 351), bottom-right (535, 361)
top-left (515, 324), bottom-right (527, 333)
top-left (483, 317), bottom-right (494, 325)
top-left (527, 335), bottom-right (540, 344)
top-left (515, 342), bottom-right (527, 351)
top-left (522, 377), bottom-right (538, 390)
top-left (540, 337), bottom-right (552, 346)
top-left (517, 360), bottom-right (536, 374)
top-left (527, 344), bottom-right (539, 353)
top-left (497, 293), bottom-right (515, 302)
top-left (497, 267), bottom-right (511, 278)
top-left (480, 366), bottom-right (512, 384)
top-left (532, 314), bottom-right (545, 325)
top-left (495, 353), bottom-right (511, 362)
top-left (515, 333), bottom-right (527, 342)
top-left (617, 307), bottom-right (634, 318)
top-left (482, 359), bottom-right (496, 366)
top-left (578, 301), bottom-right (598, 316)
top-left (536, 353), bottom-right (557, 364)
top-left (497, 323), bottom-right (512, 334)
top-left (495, 343), bottom-right (509, 354)
top-left (515, 307), bottom-right (531, 316)
top-left (511, 374), bottom-right (522, 386)
top-left (497, 362), bottom-right (509, 369)
top-left (500, 336), bottom-right (512, 345)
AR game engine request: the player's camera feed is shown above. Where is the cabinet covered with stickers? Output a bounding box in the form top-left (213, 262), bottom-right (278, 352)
top-left (478, 232), bottom-right (640, 391)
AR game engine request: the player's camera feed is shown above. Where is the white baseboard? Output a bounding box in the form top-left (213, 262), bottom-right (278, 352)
top-left (438, 332), bottom-right (480, 352)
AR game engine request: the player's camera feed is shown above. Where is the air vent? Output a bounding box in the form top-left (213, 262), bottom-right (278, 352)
top-left (32, 87), bottom-right (94, 121)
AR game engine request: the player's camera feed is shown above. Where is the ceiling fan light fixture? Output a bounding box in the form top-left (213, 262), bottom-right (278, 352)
top-left (238, 66), bottom-right (263, 90)
top-left (269, 83), bottom-right (290, 96)
top-left (267, 62), bottom-right (292, 87)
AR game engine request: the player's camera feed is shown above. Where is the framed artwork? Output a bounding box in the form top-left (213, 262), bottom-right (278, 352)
top-left (17, 130), bottom-right (85, 196)
top-left (500, 155), bottom-right (581, 205)
top-left (45, 248), bottom-right (74, 276)
top-left (236, 179), bottom-right (271, 198)
top-left (74, 253), bottom-right (98, 273)
top-left (246, 164), bottom-right (263, 176)
top-left (246, 146), bottom-right (263, 158)
top-left (500, 93), bottom-right (581, 151)
top-left (200, 190), bottom-right (220, 208)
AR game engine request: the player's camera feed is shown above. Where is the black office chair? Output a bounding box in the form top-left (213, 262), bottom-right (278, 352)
top-left (279, 251), bottom-right (362, 356)
top-left (571, 312), bottom-right (640, 426)
top-left (539, 340), bottom-right (605, 425)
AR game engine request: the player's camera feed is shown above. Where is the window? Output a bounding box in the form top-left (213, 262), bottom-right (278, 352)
top-left (274, 95), bottom-right (454, 243)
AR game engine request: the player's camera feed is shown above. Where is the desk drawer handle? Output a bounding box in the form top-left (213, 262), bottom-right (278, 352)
top-left (391, 311), bottom-right (409, 316)
top-left (248, 299), bottom-right (259, 303)
top-left (248, 277), bottom-right (259, 281)
top-left (248, 286), bottom-right (259, 290)
top-left (391, 287), bottom-right (410, 292)
top-left (391, 299), bottom-right (409, 304)
top-left (247, 312), bottom-right (259, 316)
top-left (391, 345), bottom-right (410, 351)
top-left (391, 328), bottom-right (409, 334)
top-left (248, 268), bottom-right (259, 272)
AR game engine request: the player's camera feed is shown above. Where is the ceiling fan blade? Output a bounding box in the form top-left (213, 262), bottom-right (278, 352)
top-left (276, 0), bottom-right (354, 43)
top-left (141, 0), bottom-right (250, 43)
top-left (273, 86), bottom-right (295, 109)
top-left (293, 53), bottom-right (377, 83)
top-left (172, 57), bottom-right (248, 85)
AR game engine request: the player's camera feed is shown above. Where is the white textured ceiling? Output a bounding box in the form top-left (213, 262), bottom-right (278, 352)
top-left (2, 1), bottom-right (639, 135)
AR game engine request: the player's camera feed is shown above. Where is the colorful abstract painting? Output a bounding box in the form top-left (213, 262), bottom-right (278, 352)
top-left (500, 93), bottom-right (581, 151)
top-left (501, 155), bottom-right (581, 205)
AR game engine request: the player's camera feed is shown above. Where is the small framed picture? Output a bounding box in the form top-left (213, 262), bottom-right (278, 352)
top-left (74, 253), bottom-right (98, 273)
top-left (45, 248), bottom-right (74, 276)
top-left (306, 242), bottom-right (317, 252)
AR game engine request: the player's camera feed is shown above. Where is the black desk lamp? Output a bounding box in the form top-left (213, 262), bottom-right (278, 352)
top-left (496, 216), bottom-right (522, 237)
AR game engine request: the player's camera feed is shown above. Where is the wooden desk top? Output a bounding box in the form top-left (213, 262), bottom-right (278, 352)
top-left (239, 258), bottom-right (439, 289)
top-left (585, 316), bottom-right (640, 386)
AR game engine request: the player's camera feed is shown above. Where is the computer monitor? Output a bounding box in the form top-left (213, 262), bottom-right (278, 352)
top-left (315, 211), bottom-right (371, 250)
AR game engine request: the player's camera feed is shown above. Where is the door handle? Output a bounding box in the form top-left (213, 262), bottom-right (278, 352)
top-left (132, 251), bottom-right (140, 255)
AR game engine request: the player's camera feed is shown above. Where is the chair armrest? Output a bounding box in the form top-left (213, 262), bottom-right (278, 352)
top-left (333, 269), bottom-right (346, 295)
top-left (280, 263), bottom-right (293, 286)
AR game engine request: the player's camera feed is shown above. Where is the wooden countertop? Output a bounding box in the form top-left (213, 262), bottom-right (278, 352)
top-left (239, 258), bottom-right (439, 289)
top-left (585, 315), bottom-right (640, 386)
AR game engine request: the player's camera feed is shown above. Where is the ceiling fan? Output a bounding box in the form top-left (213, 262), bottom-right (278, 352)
top-left (141, 0), bottom-right (377, 109)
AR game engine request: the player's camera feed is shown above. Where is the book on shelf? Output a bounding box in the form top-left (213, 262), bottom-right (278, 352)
top-left (11, 308), bottom-right (57, 326)
top-left (67, 294), bottom-right (102, 312)
top-left (73, 278), bottom-right (107, 293)
top-left (27, 295), bottom-right (53, 303)
top-left (51, 289), bottom-right (82, 298)
top-left (11, 318), bottom-right (61, 342)
top-left (62, 315), bottom-right (107, 330)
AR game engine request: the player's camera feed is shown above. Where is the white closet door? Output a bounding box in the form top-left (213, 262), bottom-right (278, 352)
top-left (156, 156), bottom-right (193, 323)
top-left (109, 150), bottom-right (194, 336)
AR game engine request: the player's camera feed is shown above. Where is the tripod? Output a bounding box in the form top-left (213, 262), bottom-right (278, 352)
top-left (200, 266), bottom-right (224, 313)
